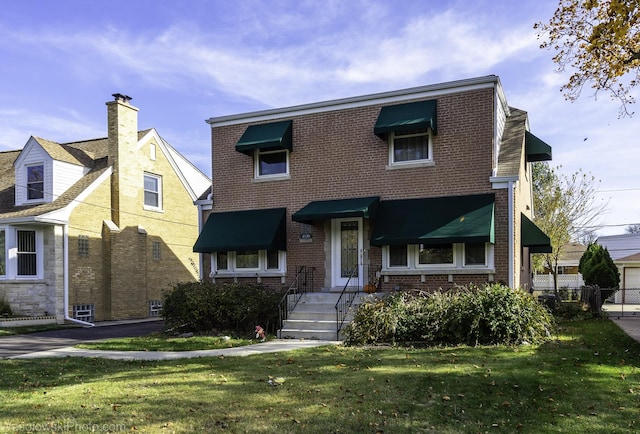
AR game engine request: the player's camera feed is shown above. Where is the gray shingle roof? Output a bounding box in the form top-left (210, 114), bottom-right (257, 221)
top-left (496, 108), bottom-right (527, 178)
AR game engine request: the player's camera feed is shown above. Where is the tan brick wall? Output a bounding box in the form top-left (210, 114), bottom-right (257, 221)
top-left (206, 88), bottom-right (515, 291)
top-left (68, 133), bottom-right (201, 320)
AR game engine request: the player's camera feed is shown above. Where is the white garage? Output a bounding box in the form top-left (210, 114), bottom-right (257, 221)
top-left (621, 267), bottom-right (640, 304)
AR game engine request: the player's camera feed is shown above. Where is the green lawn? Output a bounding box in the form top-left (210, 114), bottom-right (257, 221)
top-left (75, 334), bottom-right (255, 351)
top-left (1, 319), bottom-right (639, 433)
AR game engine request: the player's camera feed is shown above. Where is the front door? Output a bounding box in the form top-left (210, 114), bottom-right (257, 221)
top-left (331, 218), bottom-right (363, 289)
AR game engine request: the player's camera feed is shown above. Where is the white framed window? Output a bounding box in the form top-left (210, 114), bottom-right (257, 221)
top-left (255, 149), bottom-right (289, 179)
top-left (17, 230), bottom-right (37, 276)
top-left (212, 250), bottom-right (286, 274)
top-left (383, 243), bottom-right (493, 273)
top-left (388, 129), bottom-right (433, 166)
top-left (388, 245), bottom-right (409, 268)
top-left (26, 164), bottom-right (45, 201)
top-left (463, 242), bottom-right (487, 267)
top-left (143, 173), bottom-right (162, 210)
top-left (417, 244), bottom-right (455, 267)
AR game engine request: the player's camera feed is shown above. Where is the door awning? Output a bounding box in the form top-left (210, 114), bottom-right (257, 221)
top-left (374, 99), bottom-right (437, 137)
top-left (193, 207), bottom-right (287, 252)
top-left (525, 131), bottom-right (552, 162)
top-left (370, 193), bottom-right (494, 246)
top-left (235, 120), bottom-right (292, 155)
top-left (521, 213), bottom-right (552, 253)
top-left (292, 196), bottom-right (380, 223)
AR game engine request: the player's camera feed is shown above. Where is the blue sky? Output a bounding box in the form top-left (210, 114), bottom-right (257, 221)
top-left (0, 0), bottom-right (638, 236)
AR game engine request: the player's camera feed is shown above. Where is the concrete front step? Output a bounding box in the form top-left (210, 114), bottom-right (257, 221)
top-left (279, 328), bottom-right (339, 341)
top-left (279, 292), bottom-right (365, 340)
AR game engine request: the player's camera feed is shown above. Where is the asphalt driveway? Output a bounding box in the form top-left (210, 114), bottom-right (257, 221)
top-left (0, 320), bottom-right (164, 359)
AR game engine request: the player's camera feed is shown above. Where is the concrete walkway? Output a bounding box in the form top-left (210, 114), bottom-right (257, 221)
top-left (610, 317), bottom-right (640, 344)
top-left (10, 339), bottom-right (341, 361)
top-left (6, 317), bottom-right (639, 362)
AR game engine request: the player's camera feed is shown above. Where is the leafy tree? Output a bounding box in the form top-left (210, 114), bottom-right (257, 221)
top-left (535, 0), bottom-right (640, 116)
top-left (579, 243), bottom-right (620, 288)
top-left (532, 162), bottom-right (608, 291)
top-left (626, 223), bottom-right (640, 233)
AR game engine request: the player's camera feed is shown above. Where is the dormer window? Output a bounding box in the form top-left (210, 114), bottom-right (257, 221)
top-left (26, 164), bottom-right (44, 200)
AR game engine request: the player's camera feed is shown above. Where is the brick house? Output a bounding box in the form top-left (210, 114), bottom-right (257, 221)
top-left (195, 75), bottom-right (552, 300)
top-left (0, 94), bottom-right (210, 324)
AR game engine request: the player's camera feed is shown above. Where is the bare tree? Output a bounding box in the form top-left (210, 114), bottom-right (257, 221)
top-left (532, 163), bottom-right (608, 291)
top-left (626, 224), bottom-right (640, 234)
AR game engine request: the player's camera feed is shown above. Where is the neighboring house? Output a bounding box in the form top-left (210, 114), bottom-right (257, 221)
top-left (194, 75), bottom-right (552, 296)
top-left (598, 234), bottom-right (640, 301)
top-left (533, 242), bottom-right (586, 291)
top-left (0, 94), bottom-right (210, 324)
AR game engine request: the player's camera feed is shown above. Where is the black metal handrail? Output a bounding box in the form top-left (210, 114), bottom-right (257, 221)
top-left (277, 266), bottom-right (313, 338)
top-left (335, 264), bottom-right (361, 340)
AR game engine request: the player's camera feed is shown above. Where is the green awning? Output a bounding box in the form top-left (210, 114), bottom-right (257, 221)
top-left (292, 196), bottom-right (379, 223)
top-left (521, 213), bottom-right (552, 253)
top-left (374, 99), bottom-right (437, 137)
top-left (525, 131), bottom-right (552, 162)
top-left (193, 208), bottom-right (287, 252)
top-left (370, 194), bottom-right (494, 246)
top-left (236, 120), bottom-right (292, 155)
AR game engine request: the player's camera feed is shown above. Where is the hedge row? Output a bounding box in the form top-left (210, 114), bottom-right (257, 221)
top-left (343, 284), bottom-right (555, 346)
top-left (162, 282), bottom-right (283, 335)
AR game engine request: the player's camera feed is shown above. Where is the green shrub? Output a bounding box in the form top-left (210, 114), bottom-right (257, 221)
top-left (162, 282), bottom-right (283, 335)
top-left (343, 284), bottom-right (555, 347)
top-left (579, 244), bottom-right (620, 289)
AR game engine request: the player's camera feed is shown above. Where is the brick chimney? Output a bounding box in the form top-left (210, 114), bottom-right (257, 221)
top-left (106, 93), bottom-right (138, 227)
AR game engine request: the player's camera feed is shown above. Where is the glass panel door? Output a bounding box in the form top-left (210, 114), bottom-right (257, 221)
top-left (332, 218), bottom-right (363, 288)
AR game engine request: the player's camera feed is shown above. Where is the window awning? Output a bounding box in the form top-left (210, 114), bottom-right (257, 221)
top-left (292, 196), bottom-right (380, 223)
top-left (525, 131), bottom-right (552, 162)
top-left (521, 213), bottom-right (552, 253)
top-left (193, 208), bottom-right (287, 252)
top-left (374, 99), bottom-right (437, 137)
top-left (235, 120), bottom-right (292, 155)
top-left (370, 193), bottom-right (494, 246)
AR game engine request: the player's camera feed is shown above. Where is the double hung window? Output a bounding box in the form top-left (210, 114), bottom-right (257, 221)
top-left (389, 129), bottom-right (432, 165)
top-left (144, 173), bottom-right (162, 210)
top-left (27, 164), bottom-right (44, 200)
top-left (17, 230), bottom-right (37, 276)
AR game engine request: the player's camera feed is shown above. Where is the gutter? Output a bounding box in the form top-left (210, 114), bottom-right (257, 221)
top-left (491, 176), bottom-right (519, 288)
top-left (62, 223), bottom-right (94, 327)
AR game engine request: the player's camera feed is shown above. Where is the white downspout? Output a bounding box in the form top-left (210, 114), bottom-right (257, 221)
top-left (508, 180), bottom-right (515, 288)
top-left (63, 223), bottom-right (94, 327)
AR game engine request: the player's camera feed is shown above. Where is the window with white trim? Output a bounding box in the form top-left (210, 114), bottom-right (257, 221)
top-left (26, 164), bottom-right (45, 200)
top-left (213, 250), bottom-right (286, 274)
top-left (17, 230), bottom-right (37, 276)
top-left (389, 129), bottom-right (432, 165)
top-left (383, 243), bottom-right (492, 272)
top-left (255, 149), bottom-right (289, 178)
top-left (143, 173), bottom-right (162, 210)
